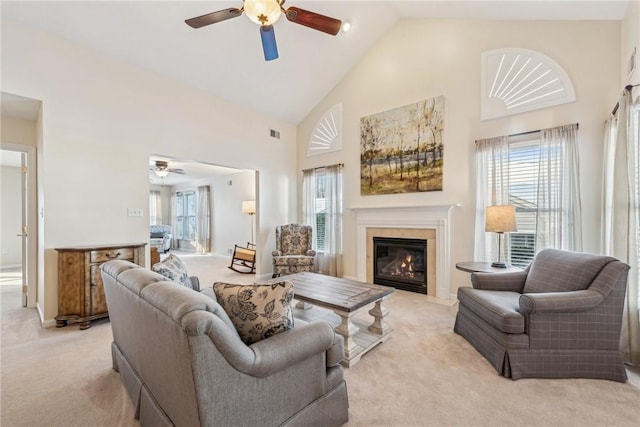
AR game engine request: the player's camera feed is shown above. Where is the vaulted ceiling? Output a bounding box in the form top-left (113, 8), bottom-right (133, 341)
top-left (1, 1), bottom-right (629, 124)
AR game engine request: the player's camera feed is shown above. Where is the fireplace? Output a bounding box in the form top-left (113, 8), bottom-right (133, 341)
top-left (373, 237), bottom-right (427, 294)
top-left (354, 204), bottom-right (459, 301)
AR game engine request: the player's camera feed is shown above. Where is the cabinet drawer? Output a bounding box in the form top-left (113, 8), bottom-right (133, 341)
top-left (90, 248), bottom-right (134, 263)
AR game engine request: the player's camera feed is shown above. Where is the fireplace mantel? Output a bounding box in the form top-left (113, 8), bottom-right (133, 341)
top-left (352, 204), bottom-right (460, 302)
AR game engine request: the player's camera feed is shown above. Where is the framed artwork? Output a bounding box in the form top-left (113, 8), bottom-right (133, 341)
top-left (360, 95), bottom-right (445, 195)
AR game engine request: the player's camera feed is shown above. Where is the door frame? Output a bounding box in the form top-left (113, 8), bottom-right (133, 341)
top-left (1, 143), bottom-right (38, 308)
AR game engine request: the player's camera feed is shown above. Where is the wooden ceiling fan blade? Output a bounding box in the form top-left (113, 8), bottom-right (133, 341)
top-left (285, 6), bottom-right (342, 36)
top-left (185, 8), bottom-right (242, 29)
top-left (260, 25), bottom-right (279, 61)
top-left (169, 169), bottom-right (186, 175)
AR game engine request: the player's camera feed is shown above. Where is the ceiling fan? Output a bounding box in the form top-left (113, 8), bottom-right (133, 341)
top-left (185, 0), bottom-right (342, 61)
top-left (150, 161), bottom-right (185, 178)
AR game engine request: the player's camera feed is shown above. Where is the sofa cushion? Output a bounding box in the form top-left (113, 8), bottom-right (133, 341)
top-left (523, 249), bottom-right (615, 293)
top-left (272, 255), bottom-right (315, 266)
top-left (151, 254), bottom-right (193, 289)
top-left (457, 287), bottom-right (524, 334)
top-left (213, 281), bottom-right (294, 345)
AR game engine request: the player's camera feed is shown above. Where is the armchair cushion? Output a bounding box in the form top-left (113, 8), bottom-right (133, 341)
top-left (152, 254), bottom-right (193, 289)
top-left (213, 281), bottom-right (294, 345)
top-left (523, 249), bottom-right (616, 293)
top-left (457, 288), bottom-right (524, 334)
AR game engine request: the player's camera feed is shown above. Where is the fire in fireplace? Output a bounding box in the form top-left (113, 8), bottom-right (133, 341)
top-left (373, 237), bottom-right (427, 294)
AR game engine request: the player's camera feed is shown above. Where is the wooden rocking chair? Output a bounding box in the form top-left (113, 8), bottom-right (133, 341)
top-left (228, 242), bottom-right (256, 274)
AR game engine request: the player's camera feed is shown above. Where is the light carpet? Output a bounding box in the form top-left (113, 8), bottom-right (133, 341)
top-left (2, 252), bottom-right (639, 426)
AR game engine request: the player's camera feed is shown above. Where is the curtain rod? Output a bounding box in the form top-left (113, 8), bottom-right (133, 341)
top-left (302, 163), bottom-right (344, 172)
top-left (475, 122), bottom-right (579, 143)
top-left (611, 84), bottom-right (639, 116)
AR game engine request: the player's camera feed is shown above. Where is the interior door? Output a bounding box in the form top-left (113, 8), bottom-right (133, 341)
top-left (19, 152), bottom-right (28, 307)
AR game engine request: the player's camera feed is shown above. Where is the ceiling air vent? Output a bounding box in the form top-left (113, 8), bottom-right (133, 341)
top-left (270, 129), bottom-right (281, 139)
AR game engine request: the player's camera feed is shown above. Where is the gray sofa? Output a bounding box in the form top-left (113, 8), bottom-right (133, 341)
top-left (100, 260), bottom-right (349, 426)
top-left (454, 248), bottom-right (630, 382)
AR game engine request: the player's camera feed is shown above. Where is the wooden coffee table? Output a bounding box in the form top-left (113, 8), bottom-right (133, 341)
top-left (270, 272), bottom-right (394, 367)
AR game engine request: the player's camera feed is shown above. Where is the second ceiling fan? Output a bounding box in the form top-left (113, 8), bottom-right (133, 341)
top-left (185, 0), bottom-right (342, 61)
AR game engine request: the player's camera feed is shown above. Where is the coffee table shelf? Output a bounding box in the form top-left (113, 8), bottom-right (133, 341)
top-left (293, 302), bottom-right (393, 367)
top-left (268, 272), bottom-right (394, 367)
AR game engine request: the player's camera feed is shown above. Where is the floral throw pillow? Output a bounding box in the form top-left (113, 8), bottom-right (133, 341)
top-left (151, 254), bottom-right (193, 289)
top-left (212, 281), bottom-right (294, 345)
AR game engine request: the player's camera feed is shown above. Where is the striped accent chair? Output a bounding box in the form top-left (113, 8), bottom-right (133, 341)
top-left (454, 249), bottom-right (630, 382)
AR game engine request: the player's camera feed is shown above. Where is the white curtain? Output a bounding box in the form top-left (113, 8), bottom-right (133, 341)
top-left (196, 186), bottom-right (211, 254)
top-left (474, 136), bottom-right (510, 262)
top-left (149, 190), bottom-right (162, 225)
top-left (536, 123), bottom-right (583, 251)
top-left (302, 165), bottom-right (343, 277)
top-left (316, 164), bottom-right (343, 277)
top-left (302, 168), bottom-right (317, 242)
top-left (474, 125), bottom-right (582, 263)
top-left (602, 88), bottom-right (640, 365)
top-left (170, 192), bottom-right (177, 250)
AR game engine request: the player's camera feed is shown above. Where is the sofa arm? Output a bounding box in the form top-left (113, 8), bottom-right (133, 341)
top-left (306, 249), bottom-right (317, 257)
top-left (189, 276), bottom-right (200, 292)
top-left (272, 250), bottom-right (282, 257)
top-left (471, 270), bottom-right (527, 292)
top-left (519, 289), bottom-right (604, 314)
top-left (202, 318), bottom-right (339, 378)
top-left (248, 322), bottom-right (339, 376)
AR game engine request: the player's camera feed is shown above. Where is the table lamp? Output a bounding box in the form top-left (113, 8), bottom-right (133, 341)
top-left (485, 205), bottom-right (517, 268)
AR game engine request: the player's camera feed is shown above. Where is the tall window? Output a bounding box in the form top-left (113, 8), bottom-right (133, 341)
top-left (302, 164), bottom-right (343, 276)
top-left (475, 124), bottom-right (582, 267)
top-left (314, 170), bottom-right (327, 250)
top-left (175, 190), bottom-right (196, 241)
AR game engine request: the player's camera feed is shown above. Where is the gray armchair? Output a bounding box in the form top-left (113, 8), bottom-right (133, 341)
top-left (272, 224), bottom-right (316, 278)
top-left (454, 248), bottom-right (630, 382)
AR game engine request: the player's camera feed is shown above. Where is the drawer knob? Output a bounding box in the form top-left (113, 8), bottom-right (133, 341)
top-left (107, 252), bottom-right (121, 258)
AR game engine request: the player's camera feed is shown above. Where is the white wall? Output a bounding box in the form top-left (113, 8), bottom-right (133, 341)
top-left (2, 19), bottom-right (297, 324)
top-left (297, 19), bottom-right (621, 294)
top-left (622, 0), bottom-right (640, 87)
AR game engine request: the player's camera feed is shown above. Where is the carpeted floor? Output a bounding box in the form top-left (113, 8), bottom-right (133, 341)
top-left (1, 253), bottom-right (639, 426)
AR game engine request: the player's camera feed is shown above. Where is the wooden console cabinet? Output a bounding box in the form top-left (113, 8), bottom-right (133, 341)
top-left (55, 243), bottom-right (146, 329)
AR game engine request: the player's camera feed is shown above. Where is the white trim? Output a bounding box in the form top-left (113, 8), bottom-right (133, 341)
top-left (352, 204), bottom-right (459, 302)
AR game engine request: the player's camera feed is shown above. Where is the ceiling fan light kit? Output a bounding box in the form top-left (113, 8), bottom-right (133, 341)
top-left (152, 160), bottom-right (186, 179)
top-left (185, 0), bottom-right (342, 62)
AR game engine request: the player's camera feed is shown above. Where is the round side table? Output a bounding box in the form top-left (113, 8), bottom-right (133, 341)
top-left (455, 262), bottom-right (522, 274)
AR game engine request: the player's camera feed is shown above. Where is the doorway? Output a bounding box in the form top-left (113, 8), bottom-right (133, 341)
top-left (1, 147), bottom-right (35, 307)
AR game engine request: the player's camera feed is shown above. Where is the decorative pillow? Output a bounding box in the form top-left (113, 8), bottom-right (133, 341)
top-left (212, 281), bottom-right (294, 345)
top-left (151, 254), bottom-right (193, 289)
top-left (150, 232), bottom-right (165, 238)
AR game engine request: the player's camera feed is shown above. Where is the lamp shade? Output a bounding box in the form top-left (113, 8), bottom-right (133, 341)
top-left (242, 200), bottom-right (256, 215)
top-left (485, 205), bottom-right (517, 233)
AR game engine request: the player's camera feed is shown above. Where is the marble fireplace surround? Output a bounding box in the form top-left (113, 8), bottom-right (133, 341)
top-left (352, 204), bottom-right (459, 302)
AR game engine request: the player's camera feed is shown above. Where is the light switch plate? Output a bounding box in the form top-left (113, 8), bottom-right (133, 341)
top-left (127, 208), bottom-right (143, 217)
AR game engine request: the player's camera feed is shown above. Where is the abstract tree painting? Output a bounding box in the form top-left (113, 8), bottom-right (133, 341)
top-left (360, 95), bottom-right (445, 195)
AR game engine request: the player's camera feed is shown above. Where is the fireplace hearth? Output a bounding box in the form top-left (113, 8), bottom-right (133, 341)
top-left (373, 237), bottom-right (427, 294)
